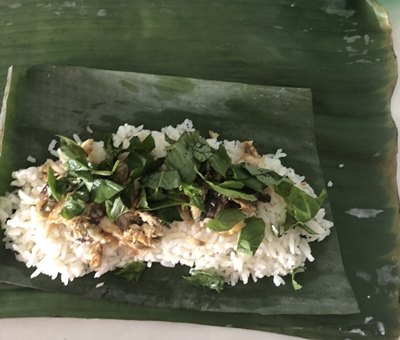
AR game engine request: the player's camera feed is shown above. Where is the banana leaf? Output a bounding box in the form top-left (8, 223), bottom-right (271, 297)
top-left (0, 64), bottom-right (358, 315)
top-left (0, 0), bottom-right (398, 338)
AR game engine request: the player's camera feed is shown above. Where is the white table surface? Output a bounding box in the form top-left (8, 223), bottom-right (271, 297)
top-left (0, 2), bottom-right (399, 340)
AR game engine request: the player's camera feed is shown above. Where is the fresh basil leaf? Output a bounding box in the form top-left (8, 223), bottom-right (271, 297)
top-left (124, 152), bottom-right (147, 180)
top-left (237, 217), bottom-right (265, 256)
top-left (283, 210), bottom-right (299, 232)
top-left (218, 180), bottom-right (244, 190)
top-left (193, 137), bottom-right (214, 162)
top-left (143, 192), bottom-right (187, 211)
top-left (165, 132), bottom-right (199, 183)
top-left (241, 163), bottom-right (286, 188)
top-left (120, 136), bottom-right (141, 153)
top-left (60, 196), bottom-right (86, 220)
top-left (138, 188), bottom-right (149, 209)
top-left (72, 186), bottom-right (91, 203)
top-left (156, 206), bottom-right (183, 224)
top-left (135, 134), bottom-right (155, 154)
top-left (229, 164), bottom-right (265, 192)
top-left (183, 270), bottom-right (224, 293)
top-left (57, 135), bottom-right (89, 161)
top-left (206, 209), bottom-right (246, 232)
top-left (143, 170), bottom-right (182, 190)
top-left (47, 165), bottom-right (66, 201)
top-left (115, 261), bottom-right (146, 282)
top-left (147, 188), bottom-right (167, 201)
top-left (63, 158), bottom-right (90, 172)
top-left (105, 197), bottom-right (130, 223)
top-left (196, 169), bottom-right (258, 201)
top-left (208, 145), bottom-right (231, 176)
top-left (275, 181), bottom-right (327, 223)
top-left (92, 179), bottom-right (124, 204)
top-left (164, 133), bottom-right (176, 145)
top-left (70, 171), bottom-right (94, 191)
top-left (291, 267), bottom-right (305, 291)
top-left (180, 183), bottom-right (205, 212)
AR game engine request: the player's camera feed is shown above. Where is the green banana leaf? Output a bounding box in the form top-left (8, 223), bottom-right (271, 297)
top-left (0, 64), bottom-right (358, 315)
top-left (0, 0), bottom-right (398, 338)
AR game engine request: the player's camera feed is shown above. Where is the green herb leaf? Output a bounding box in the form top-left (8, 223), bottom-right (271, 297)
top-left (138, 188), bottom-right (149, 209)
top-left (72, 185), bottom-right (91, 203)
top-left (135, 134), bottom-right (155, 154)
top-left (192, 137), bottom-right (214, 162)
top-left (183, 270), bottom-right (225, 293)
top-left (229, 164), bottom-right (265, 192)
top-left (143, 170), bottom-right (182, 190)
top-left (237, 217), bottom-right (265, 256)
top-left (164, 133), bottom-right (176, 145)
top-left (92, 179), bottom-right (124, 204)
top-left (156, 206), bottom-right (183, 224)
top-left (64, 158), bottom-right (90, 172)
top-left (275, 181), bottom-right (327, 223)
top-left (180, 183), bottom-right (205, 212)
top-left (206, 209), bottom-right (246, 232)
top-left (57, 135), bottom-right (89, 161)
top-left (218, 180), bottom-right (244, 189)
top-left (115, 261), bottom-right (147, 282)
top-left (105, 197), bottom-right (130, 223)
top-left (47, 165), bottom-right (66, 201)
top-left (241, 163), bottom-right (286, 187)
top-left (208, 145), bottom-right (231, 176)
top-left (291, 267), bottom-right (305, 291)
top-left (165, 132), bottom-right (199, 183)
top-left (60, 196), bottom-right (86, 220)
top-left (196, 169), bottom-right (258, 201)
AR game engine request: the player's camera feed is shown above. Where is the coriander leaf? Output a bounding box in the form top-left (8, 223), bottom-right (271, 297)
top-left (291, 267), bottom-right (305, 290)
top-left (156, 206), bottom-right (183, 224)
top-left (180, 183), bottom-right (205, 211)
top-left (206, 209), bottom-right (246, 232)
top-left (57, 135), bottom-right (89, 161)
top-left (218, 180), bottom-right (244, 189)
top-left (135, 134), bottom-right (155, 154)
top-left (60, 196), bottom-right (86, 220)
top-left (183, 270), bottom-right (224, 293)
top-left (275, 181), bottom-right (327, 223)
top-left (47, 165), bottom-right (66, 201)
top-left (115, 261), bottom-right (146, 282)
top-left (196, 169), bottom-right (258, 201)
top-left (106, 197), bottom-right (130, 223)
top-left (92, 179), bottom-right (124, 204)
top-left (237, 217), bottom-right (265, 256)
top-left (208, 145), bottom-right (231, 176)
top-left (143, 170), bottom-right (182, 190)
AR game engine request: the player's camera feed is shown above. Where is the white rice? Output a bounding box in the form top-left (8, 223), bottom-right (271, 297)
top-left (0, 119), bottom-right (333, 286)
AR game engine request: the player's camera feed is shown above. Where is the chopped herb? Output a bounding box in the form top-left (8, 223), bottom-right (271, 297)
top-left (91, 179), bottom-right (124, 204)
top-left (180, 183), bottom-right (205, 212)
top-left (237, 217), bottom-right (265, 256)
top-left (105, 197), bottom-right (130, 223)
top-left (206, 209), bottom-right (246, 232)
top-left (47, 165), bottom-right (66, 201)
top-left (60, 196), bottom-right (86, 220)
top-left (183, 270), bottom-right (225, 293)
top-left (115, 261), bottom-right (147, 282)
top-left (156, 206), bottom-right (183, 224)
top-left (291, 267), bottom-right (305, 290)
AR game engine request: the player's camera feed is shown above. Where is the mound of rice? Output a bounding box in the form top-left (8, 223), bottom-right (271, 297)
top-left (0, 120), bottom-right (333, 286)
